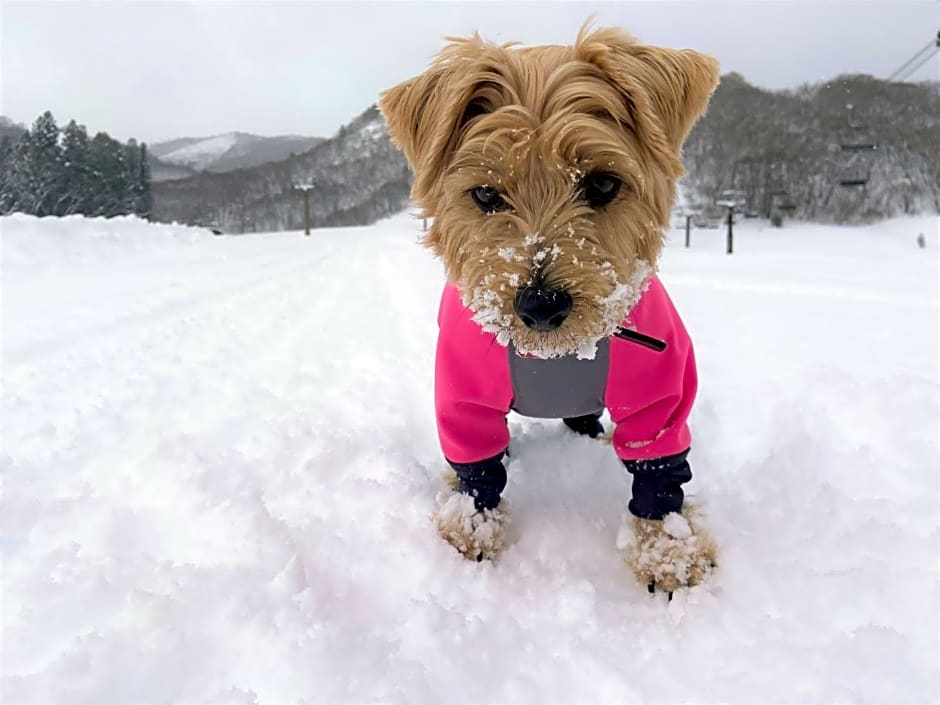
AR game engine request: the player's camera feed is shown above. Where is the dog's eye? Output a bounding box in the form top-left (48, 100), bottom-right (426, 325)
top-left (582, 172), bottom-right (622, 208)
top-left (471, 186), bottom-right (508, 213)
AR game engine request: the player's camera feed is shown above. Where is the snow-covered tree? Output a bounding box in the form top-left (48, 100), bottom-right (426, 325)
top-left (86, 132), bottom-right (128, 217)
top-left (137, 143), bottom-right (153, 219)
top-left (26, 111), bottom-right (66, 216)
top-left (0, 112), bottom-right (153, 218)
top-left (0, 129), bottom-right (35, 214)
top-left (60, 120), bottom-right (91, 215)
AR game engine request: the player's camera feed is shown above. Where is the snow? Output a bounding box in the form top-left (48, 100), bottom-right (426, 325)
top-left (662, 512), bottom-right (692, 540)
top-left (2, 211), bottom-right (938, 703)
top-left (159, 133), bottom-right (240, 169)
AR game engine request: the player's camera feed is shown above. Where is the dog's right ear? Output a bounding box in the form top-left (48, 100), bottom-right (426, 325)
top-left (380, 37), bottom-right (489, 206)
top-left (380, 65), bottom-right (458, 205)
top-left (379, 68), bottom-right (442, 172)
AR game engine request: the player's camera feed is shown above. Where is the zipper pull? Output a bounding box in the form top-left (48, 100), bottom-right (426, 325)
top-left (613, 327), bottom-right (668, 352)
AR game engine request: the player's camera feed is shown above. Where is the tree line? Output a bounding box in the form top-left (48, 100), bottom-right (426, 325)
top-left (682, 74), bottom-right (939, 224)
top-left (0, 111), bottom-right (152, 219)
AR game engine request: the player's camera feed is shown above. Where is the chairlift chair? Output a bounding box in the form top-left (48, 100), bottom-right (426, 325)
top-left (838, 103), bottom-right (877, 187)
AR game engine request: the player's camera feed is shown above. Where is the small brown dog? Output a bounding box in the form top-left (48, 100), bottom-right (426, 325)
top-left (380, 25), bottom-right (718, 593)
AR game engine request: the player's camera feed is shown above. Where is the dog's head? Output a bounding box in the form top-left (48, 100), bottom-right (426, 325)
top-left (380, 25), bottom-right (718, 358)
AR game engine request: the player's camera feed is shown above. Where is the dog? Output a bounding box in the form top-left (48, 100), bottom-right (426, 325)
top-left (380, 24), bottom-right (719, 593)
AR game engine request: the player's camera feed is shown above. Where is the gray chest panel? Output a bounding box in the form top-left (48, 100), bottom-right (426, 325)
top-left (507, 339), bottom-right (609, 419)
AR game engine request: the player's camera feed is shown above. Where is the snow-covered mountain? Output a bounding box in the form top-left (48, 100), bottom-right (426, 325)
top-left (152, 106), bottom-right (410, 232)
top-left (2, 212), bottom-right (937, 702)
top-left (150, 131), bottom-right (324, 173)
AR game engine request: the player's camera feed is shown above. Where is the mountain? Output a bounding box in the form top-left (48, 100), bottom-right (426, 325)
top-left (152, 74), bottom-right (938, 232)
top-left (151, 106), bottom-right (410, 232)
top-left (0, 116), bottom-right (27, 143)
top-left (682, 74), bottom-right (940, 223)
top-left (149, 156), bottom-right (197, 182)
top-left (150, 132), bottom-right (324, 173)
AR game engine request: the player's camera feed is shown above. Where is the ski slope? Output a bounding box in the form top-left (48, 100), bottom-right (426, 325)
top-left (2, 212), bottom-right (938, 703)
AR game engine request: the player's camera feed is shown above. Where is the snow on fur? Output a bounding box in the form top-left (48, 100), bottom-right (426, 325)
top-left (1, 212), bottom-right (938, 703)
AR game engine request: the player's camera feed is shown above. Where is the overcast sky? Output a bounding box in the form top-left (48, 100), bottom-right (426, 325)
top-left (2, 1), bottom-right (938, 144)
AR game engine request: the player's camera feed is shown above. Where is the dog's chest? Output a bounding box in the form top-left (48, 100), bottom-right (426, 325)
top-left (507, 339), bottom-right (609, 418)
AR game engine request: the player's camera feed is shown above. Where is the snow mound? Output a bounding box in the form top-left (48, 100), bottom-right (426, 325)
top-left (1, 213), bottom-right (212, 267)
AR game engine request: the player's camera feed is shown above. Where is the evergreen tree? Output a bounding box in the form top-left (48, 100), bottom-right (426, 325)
top-left (123, 138), bottom-right (142, 214)
top-left (0, 112), bottom-right (151, 218)
top-left (27, 111), bottom-right (65, 216)
top-left (1, 130), bottom-right (33, 214)
top-left (87, 132), bottom-right (127, 217)
top-left (61, 120), bottom-right (91, 215)
top-left (0, 135), bottom-right (14, 213)
top-left (138, 143), bottom-right (153, 219)
top-left (0, 135), bottom-right (11, 170)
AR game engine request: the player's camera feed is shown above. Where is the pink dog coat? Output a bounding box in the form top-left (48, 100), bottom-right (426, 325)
top-left (435, 276), bottom-right (697, 466)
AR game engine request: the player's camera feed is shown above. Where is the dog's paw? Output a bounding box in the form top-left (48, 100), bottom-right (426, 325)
top-left (617, 503), bottom-right (717, 594)
top-left (433, 492), bottom-right (508, 561)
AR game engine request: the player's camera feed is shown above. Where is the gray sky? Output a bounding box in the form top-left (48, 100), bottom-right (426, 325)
top-left (2, 1), bottom-right (938, 144)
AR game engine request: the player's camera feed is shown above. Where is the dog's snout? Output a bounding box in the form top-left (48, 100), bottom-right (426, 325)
top-left (514, 286), bottom-right (573, 331)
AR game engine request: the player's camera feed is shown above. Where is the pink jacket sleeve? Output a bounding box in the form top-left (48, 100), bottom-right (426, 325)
top-left (435, 283), bottom-right (513, 463)
top-left (605, 277), bottom-right (697, 461)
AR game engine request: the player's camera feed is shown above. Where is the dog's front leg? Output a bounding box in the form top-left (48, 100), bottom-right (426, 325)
top-left (617, 451), bottom-right (717, 594)
top-left (435, 453), bottom-right (509, 561)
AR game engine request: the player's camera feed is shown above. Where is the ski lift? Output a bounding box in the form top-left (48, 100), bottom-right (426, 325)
top-left (838, 103), bottom-right (876, 187)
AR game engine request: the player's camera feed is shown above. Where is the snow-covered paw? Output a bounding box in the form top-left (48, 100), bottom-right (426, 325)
top-left (434, 492), bottom-right (508, 561)
top-left (617, 504), bottom-right (717, 595)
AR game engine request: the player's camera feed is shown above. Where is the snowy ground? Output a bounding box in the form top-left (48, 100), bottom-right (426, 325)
top-left (2, 212), bottom-right (938, 704)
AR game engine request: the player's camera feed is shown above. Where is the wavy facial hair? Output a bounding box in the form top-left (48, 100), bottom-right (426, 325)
top-left (380, 25), bottom-right (719, 358)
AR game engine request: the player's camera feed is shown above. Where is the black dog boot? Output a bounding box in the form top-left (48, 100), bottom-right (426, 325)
top-left (436, 452), bottom-right (509, 560)
top-left (563, 412), bottom-right (604, 439)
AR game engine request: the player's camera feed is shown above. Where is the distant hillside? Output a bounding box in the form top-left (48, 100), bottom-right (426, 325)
top-left (151, 107), bottom-right (410, 232)
top-left (151, 132), bottom-right (324, 173)
top-left (683, 74), bottom-right (940, 223)
top-left (0, 117), bottom-right (27, 143)
top-left (153, 73), bottom-right (940, 232)
top-left (149, 156), bottom-right (196, 182)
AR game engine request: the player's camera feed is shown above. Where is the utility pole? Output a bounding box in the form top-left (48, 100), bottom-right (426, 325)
top-left (294, 183), bottom-right (314, 235)
top-left (685, 214), bottom-right (692, 248)
top-left (726, 207), bottom-right (734, 254)
top-left (716, 198), bottom-right (739, 255)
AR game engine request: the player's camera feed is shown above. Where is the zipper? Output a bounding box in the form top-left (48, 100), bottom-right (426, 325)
top-left (613, 327), bottom-right (668, 352)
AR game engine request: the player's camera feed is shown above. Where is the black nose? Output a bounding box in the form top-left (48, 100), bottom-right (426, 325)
top-left (514, 285), bottom-right (573, 331)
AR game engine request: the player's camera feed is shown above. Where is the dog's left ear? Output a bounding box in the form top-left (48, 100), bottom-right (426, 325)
top-left (620, 43), bottom-right (720, 153)
top-left (579, 28), bottom-right (719, 173)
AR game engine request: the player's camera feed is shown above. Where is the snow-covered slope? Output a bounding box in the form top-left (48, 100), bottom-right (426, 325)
top-left (2, 213), bottom-right (938, 703)
top-left (158, 132), bottom-right (240, 169)
top-left (151, 132), bottom-right (323, 173)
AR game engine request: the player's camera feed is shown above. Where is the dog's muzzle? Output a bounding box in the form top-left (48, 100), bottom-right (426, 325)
top-left (513, 285), bottom-right (573, 331)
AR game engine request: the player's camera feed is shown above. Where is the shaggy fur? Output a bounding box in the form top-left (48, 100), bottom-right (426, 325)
top-left (617, 502), bottom-right (718, 592)
top-left (380, 24), bottom-right (719, 587)
top-left (381, 25), bottom-right (718, 358)
top-left (434, 492), bottom-right (509, 561)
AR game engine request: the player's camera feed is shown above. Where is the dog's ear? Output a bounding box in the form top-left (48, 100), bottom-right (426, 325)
top-left (379, 68), bottom-right (444, 172)
top-left (578, 27), bottom-right (719, 174)
top-left (621, 43), bottom-right (720, 152)
top-left (380, 46), bottom-right (481, 205)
